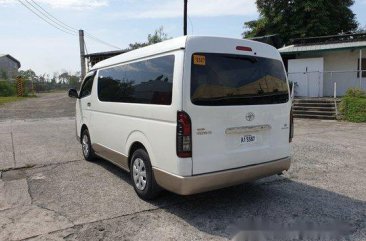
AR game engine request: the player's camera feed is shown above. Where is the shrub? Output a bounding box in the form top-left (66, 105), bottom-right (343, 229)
top-left (344, 88), bottom-right (366, 98)
top-left (0, 80), bottom-right (16, 97)
top-left (340, 96), bottom-right (366, 122)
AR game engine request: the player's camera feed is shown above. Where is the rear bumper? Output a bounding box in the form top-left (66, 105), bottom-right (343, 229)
top-left (153, 157), bottom-right (291, 195)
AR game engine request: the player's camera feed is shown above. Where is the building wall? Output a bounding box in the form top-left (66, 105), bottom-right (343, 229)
top-left (0, 56), bottom-right (19, 80)
top-left (323, 49), bottom-right (366, 96)
top-left (289, 49), bottom-right (366, 96)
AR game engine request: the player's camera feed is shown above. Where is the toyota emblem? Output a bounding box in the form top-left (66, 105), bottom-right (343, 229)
top-left (245, 112), bottom-right (255, 121)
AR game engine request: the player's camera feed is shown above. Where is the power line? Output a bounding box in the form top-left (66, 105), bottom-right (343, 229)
top-left (84, 33), bottom-right (122, 50)
top-left (24, 0), bottom-right (78, 34)
top-left (17, 0), bottom-right (76, 35)
top-left (17, 0), bottom-right (121, 50)
top-left (188, 16), bottom-right (194, 34)
top-left (28, 0), bottom-right (78, 33)
top-left (28, 0), bottom-right (121, 49)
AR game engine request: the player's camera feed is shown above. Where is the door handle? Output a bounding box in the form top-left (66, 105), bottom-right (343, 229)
top-left (87, 102), bottom-right (91, 107)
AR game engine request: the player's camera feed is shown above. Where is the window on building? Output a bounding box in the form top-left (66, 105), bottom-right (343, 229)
top-left (98, 55), bottom-right (174, 105)
top-left (357, 58), bottom-right (366, 78)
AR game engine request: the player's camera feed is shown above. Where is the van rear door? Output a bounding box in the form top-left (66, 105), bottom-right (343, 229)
top-left (183, 45), bottom-right (291, 175)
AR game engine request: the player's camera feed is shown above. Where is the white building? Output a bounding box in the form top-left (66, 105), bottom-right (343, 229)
top-left (279, 33), bottom-right (366, 97)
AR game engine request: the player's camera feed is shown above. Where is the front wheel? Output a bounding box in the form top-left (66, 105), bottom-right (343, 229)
top-left (81, 129), bottom-right (96, 161)
top-left (130, 149), bottom-right (161, 200)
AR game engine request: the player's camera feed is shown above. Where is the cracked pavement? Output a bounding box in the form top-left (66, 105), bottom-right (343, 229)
top-left (0, 92), bottom-right (366, 240)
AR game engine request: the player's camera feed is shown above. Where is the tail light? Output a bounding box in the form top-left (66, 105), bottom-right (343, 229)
top-left (177, 111), bottom-right (192, 158)
top-left (289, 108), bottom-right (294, 142)
top-left (236, 46), bottom-right (252, 52)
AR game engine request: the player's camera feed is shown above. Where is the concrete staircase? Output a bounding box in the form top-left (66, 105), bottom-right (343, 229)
top-left (293, 98), bottom-right (340, 120)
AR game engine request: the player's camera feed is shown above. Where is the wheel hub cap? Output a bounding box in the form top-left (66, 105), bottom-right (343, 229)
top-left (132, 158), bottom-right (147, 190)
top-left (82, 135), bottom-right (89, 157)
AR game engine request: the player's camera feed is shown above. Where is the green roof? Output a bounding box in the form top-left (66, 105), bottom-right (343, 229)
top-left (279, 41), bottom-right (366, 55)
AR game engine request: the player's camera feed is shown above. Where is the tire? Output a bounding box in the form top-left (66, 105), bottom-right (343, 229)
top-left (130, 149), bottom-right (161, 200)
top-left (81, 129), bottom-right (96, 161)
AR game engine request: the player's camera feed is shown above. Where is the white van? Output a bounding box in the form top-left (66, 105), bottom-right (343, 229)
top-left (68, 36), bottom-right (293, 200)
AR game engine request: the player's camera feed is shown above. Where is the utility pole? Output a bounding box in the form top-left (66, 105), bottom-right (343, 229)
top-left (183, 0), bottom-right (188, 35)
top-left (79, 29), bottom-right (86, 80)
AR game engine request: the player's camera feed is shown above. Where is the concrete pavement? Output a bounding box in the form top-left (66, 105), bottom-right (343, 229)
top-left (0, 93), bottom-right (365, 240)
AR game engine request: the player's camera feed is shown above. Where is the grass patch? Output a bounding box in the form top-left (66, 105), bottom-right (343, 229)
top-left (340, 88), bottom-right (366, 123)
top-left (0, 96), bottom-right (30, 105)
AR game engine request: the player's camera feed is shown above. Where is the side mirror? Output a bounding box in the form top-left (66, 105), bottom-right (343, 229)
top-left (68, 88), bottom-right (79, 98)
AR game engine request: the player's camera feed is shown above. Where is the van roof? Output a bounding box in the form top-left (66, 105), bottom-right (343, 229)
top-left (91, 36), bottom-right (188, 70)
top-left (91, 36), bottom-right (278, 70)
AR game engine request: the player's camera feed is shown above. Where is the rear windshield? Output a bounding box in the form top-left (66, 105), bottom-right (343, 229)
top-left (191, 53), bottom-right (289, 106)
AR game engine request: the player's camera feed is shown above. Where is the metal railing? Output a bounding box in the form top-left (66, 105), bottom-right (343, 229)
top-left (288, 70), bottom-right (365, 97)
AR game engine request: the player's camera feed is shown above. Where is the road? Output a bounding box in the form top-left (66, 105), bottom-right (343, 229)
top-left (0, 92), bottom-right (365, 240)
top-left (0, 92), bottom-right (75, 120)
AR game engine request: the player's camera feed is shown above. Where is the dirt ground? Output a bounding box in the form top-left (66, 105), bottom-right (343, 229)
top-left (0, 93), bottom-right (365, 241)
top-left (0, 92), bottom-right (75, 120)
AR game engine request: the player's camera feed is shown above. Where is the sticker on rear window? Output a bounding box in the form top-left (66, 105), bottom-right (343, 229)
top-left (193, 55), bottom-right (206, 66)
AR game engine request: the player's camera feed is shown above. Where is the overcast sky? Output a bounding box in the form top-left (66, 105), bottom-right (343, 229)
top-left (1, 0), bottom-right (366, 75)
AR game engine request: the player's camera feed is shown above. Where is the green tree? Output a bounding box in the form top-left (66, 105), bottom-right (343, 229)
top-left (51, 72), bottom-right (57, 85)
top-left (69, 75), bottom-right (80, 88)
top-left (243, 0), bottom-right (358, 44)
top-left (19, 69), bottom-right (38, 82)
top-left (59, 72), bottom-right (70, 85)
top-left (128, 42), bottom-right (148, 50)
top-left (147, 26), bottom-right (169, 44)
top-left (129, 26), bottom-right (170, 50)
top-left (39, 74), bottom-right (46, 83)
top-left (57, 71), bottom-right (80, 88)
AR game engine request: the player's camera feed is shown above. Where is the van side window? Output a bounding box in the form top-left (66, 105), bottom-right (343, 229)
top-left (97, 55), bottom-right (175, 105)
top-left (80, 75), bottom-right (94, 98)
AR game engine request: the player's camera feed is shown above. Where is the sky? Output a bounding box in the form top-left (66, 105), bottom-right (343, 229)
top-left (0, 0), bottom-right (366, 75)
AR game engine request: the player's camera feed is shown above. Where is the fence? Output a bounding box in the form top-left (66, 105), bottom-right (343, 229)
top-left (0, 79), bottom-right (79, 97)
top-left (288, 70), bottom-right (366, 98)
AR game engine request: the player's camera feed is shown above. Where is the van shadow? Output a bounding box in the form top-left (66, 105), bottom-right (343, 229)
top-left (93, 157), bottom-right (132, 184)
top-left (93, 158), bottom-right (366, 240)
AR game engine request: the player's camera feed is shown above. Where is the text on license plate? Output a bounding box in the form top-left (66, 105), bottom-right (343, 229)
top-left (240, 135), bottom-right (256, 144)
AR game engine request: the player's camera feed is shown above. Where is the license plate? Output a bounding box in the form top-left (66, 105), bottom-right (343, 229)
top-left (240, 135), bottom-right (256, 144)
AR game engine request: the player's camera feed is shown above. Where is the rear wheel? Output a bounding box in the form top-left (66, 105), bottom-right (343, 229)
top-left (130, 149), bottom-right (160, 200)
top-left (81, 129), bottom-right (96, 161)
